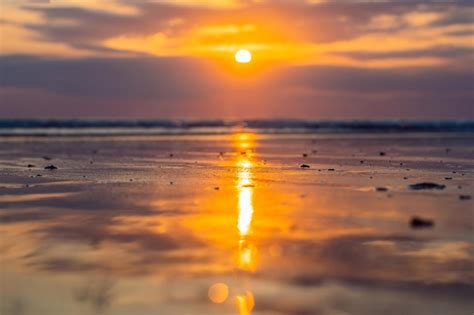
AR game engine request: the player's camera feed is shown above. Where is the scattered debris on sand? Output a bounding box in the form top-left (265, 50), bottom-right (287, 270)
top-left (410, 216), bottom-right (434, 228)
top-left (44, 165), bottom-right (58, 170)
top-left (459, 195), bottom-right (471, 201)
top-left (408, 182), bottom-right (445, 190)
top-left (376, 187), bottom-right (388, 192)
top-left (300, 164), bottom-right (310, 168)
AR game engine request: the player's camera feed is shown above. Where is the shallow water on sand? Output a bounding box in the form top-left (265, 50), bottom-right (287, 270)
top-left (0, 133), bottom-right (473, 315)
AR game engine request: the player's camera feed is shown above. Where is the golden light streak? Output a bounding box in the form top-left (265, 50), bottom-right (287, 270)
top-left (236, 291), bottom-right (255, 315)
top-left (237, 160), bottom-right (254, 236)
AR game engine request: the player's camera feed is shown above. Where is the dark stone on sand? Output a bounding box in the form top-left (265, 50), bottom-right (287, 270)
top-left (379, 152), bottom-right (386, 156)
top-left (214, 187), bottom-right (220, 190)
top-left (376, 187), bottom-right (388, 192)
top-left (360, 160), bottom-right (364, 164)
top-left (44, 165), bottom-right (57, 170)
top-left (300, 164), bottom-right (310, 168)
top-left (36, 174), bottom-right (42, 177)
top-left (452, 171), bottom-right (457, 174)
top-left (169, 154), bottom-right (174, 157)
top-left (302, 153), bottom-right (308, 158)
top-left (408, 182), bottom-right (445, 190)
top-left (42, 156), bottom-right (52, 160)
top-left (410, 216), bottom-right (434, 229)
top-left (170, 181), bottom-right (174, 185)
top-left (27, 164), bottom-right (35, 168)
top-left (403, 177), bottom-right (408, 180)
top-left (327, 168), bottom-right (335, 171)
top-left (459, 195), bottom-right (471, 201)
top-left (444, 177), bottom-right (452, 180)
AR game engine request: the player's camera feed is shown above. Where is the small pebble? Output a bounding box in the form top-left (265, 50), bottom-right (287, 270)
top-left (44, 165), bottom-right (57, 170)
top-left (459, 195), bottom-right (471, 201)
top-left (409, 182), bottom-right (445, 190)
top-left (410, 217), bottom-right (434, 229)
top-left (300, 164), bottom-right (310, 168)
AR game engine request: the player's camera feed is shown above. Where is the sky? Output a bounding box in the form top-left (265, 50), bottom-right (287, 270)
top-left (0, 0), bottom-right (473, 119)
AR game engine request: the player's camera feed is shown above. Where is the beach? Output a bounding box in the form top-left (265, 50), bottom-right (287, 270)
top-left (0, 127), bottom-right (473, 315)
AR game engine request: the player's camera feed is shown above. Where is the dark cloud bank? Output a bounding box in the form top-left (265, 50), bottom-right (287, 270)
top-left (1, 55), bottom-right (473, 119)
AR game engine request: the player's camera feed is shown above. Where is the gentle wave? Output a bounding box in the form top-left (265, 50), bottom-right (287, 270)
top-left (0, 119), bottom-right (473, 136)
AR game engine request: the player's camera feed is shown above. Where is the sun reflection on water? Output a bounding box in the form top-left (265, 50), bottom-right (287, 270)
top-left (234, 133), bottom-right (257, 314)
top-left (237, 159), bottom-right (254, 236)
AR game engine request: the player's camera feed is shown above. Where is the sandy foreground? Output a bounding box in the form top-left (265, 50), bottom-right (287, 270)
top-left (0, 132), bottom-right (473, 315)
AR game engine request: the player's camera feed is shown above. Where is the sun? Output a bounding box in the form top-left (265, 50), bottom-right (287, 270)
top-left (235, 49), bottom-right (252, 63)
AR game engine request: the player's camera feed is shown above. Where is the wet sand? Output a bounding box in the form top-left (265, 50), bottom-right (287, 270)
top-left (0, 132), bottom-right (473, 315)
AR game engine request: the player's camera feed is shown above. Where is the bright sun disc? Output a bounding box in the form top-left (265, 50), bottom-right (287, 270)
top-left (235, 49), bottom-right (252, 63)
